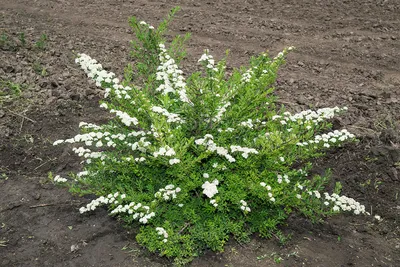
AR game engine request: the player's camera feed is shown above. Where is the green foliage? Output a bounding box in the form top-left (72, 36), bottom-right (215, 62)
top-left (1, 31), bottom-right (47, 51)
top-left (128, 7), bottom-right (190, 88)
top-left (19, 32), bottom-right (26, 46)
top-left (53, 7), bottom-right (366, 265)
top-left (0, 79), bottom-right (26, 99)
top-left (0, 32), bottom-right (19, 51)
top-left (32, 61), bottom-right (47, 76)
top-left (35, 33), bottom-right (47, 50)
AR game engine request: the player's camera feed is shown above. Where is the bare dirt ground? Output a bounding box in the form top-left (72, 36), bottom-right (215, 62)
top-left (1, 0), bottom-right (399, 266)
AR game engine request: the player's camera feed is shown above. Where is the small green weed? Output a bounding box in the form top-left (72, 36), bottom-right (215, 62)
top-left (0, 79), bottom-right (25, 97)
top-left (18, 32), bottom-right (26, 46)
top-left (35, 33), bottom-right (47, 50)
top-left (33, 61), bottom-right (47, 76)
top-left (0, 173), bottom-right (8, 180)
top-left (0, 32), bottom-right (18, 51)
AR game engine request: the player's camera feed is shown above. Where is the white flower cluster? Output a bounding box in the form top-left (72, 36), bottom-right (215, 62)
top-left (169, 158), bottom-right (181, 165)
top-left (134, 206), bottom-right (156, 224)
top-left (78, 122), bottom-right (101, 130)
top-left (129, 137), bottom-right (151, 154)
top-left (77, 171), bottom-right (89, 178)
top-left (156, 43), bottom-right (190, 103)
top-left (260, 182), bottom-right (275, 202)
top-left (324, 193), bottom-right (366, 215)
top-left (110, 109), bottom-right (138, 127)
top-left (212, 102), bottom-right (231, 122)
top-left (259, 182), bottom-right (272, 191)
top-left (75, 53), bottom-right (118, 87)
top-left (70, 147), bottom-right (105, 161)
top-left (151, 106), bottom-right (185, 124)
top-left (277, 174), bottom-right (290, 184)
top-left (240, 200), bottom-right (251, 212)
top-left (210, 199), bottom-right (218, 207)
top-left (195, 134), bottom-right (236, 163)
top-left (79, 192), bottom-right (124, 214)
top-left (54, 175), bottom-right (68, 183)
top-left (273, 52), bottom-right (285, 61)
top-left (105, 84), bottom-right (132, 99)
top-left (198, 50), bottom-right (218, 71)
top-left (100, 103), bottom-right (108, 109)
top-left (272, 107), bottom-right (347, 125)
top-left (155, 184), bottom-right (181, 201)
top-left (54, 129), bottom-right (117, 153)
top-left (297, 129), bottom-right (355, 148)
top-left (153, 146), bottom-right (176, 158)
top-left (53, 139), bottom-right (64, 146)
top-left (111, 201), bottom-right (155, 224)
top-left (81, 192), bottom-right (156, 224)
top-left (139, 20), bottom-right (155, 30)
top-left (156, 227), bottom-right (168, 243)
top-left (239, 119), bottom-right (254, 129)
top-left (110, 201), bottom-right (134, 214)
top-left (241, 69), bottom-right (253, 83)
top-left (55, 131), bottom-right (108, 147)
top-left (217, 127), bottom-right (235, 133)
top-left (230, 145), bottom-right (259, 159)
top-left (75, 53), bottom-right (135, 101)
top-left (202, 179), bottom-right (219, 198)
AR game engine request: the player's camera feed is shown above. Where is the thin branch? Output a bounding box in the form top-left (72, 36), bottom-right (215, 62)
top-left (34, 160), bottom-right (50, 171)
top-left (29, 203), bottom-right (54, 208)
top-left (7, 109), bottom-right (36, 123)
top-left (178, 222), bottom-right (190, 234)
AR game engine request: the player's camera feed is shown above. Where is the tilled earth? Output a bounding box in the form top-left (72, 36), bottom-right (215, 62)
top-left (0, 0), bottom-right (399, 266)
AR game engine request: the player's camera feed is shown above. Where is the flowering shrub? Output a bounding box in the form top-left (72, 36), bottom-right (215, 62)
top-left (53, 7), bottom-right (368, 265)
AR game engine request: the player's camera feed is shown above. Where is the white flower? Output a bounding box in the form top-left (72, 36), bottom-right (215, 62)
top-left (169, 158), bottom-right (180, 165)
top-left (333, 206), bottom-right (340, 211)
top-left (54, 175), bottom-right (68, 183)
top-left (260, 182), bottom-right (266, 187)
top-left (165, 184), bottom-right (174, 190)
top-left (202, 180), bottom-right (219, 198)
top-left (53, 140), bottom-right (64, 146)
top-left (297, 184), bottom-right (304, 190)
top-left (374, 215), bottom-right (382, 221)
top-left (203, 173), bottom-right (210, 179)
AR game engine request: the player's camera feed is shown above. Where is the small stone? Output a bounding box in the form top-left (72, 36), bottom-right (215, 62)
top-left (70, 244), bottom-right (79, 252)
top-left (51, 80), bottom-right (59, 88)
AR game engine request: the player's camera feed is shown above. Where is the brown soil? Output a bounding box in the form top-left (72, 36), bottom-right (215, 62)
top-left (1, 0), bottom-right (399, 266)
